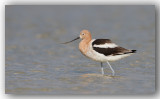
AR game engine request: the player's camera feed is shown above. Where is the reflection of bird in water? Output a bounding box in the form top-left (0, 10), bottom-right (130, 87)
top-left (62, 30), bottom-right (136, 76)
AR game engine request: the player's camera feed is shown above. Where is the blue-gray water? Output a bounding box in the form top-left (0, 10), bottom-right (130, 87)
top-left (5, 5), bottom-right (155, 95)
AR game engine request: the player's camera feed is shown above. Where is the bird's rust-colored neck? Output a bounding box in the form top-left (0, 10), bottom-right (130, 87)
top-left (79, 36), bottom-right (92, 55)
top-left (79, 29), bottom-right (92, 55)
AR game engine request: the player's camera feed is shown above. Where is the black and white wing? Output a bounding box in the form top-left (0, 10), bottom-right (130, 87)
top-left (92, 39), bottom-right (136, 56)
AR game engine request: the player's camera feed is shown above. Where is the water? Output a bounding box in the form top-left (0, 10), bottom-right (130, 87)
top-left (5, 5), bottom-right (155, 95)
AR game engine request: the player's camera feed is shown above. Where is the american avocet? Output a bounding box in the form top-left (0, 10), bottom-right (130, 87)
top-left (62, 30), bottom-right (136, 76)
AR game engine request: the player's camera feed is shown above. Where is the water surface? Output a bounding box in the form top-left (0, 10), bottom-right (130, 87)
top-left (5, 5), bottom-right (155, 95)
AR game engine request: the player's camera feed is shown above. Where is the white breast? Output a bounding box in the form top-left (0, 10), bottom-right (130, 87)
top-left (85, 39), bottom-right (107, 62)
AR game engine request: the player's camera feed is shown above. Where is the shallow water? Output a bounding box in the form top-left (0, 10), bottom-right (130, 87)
top-left (5, 5), bottom-right (155, 95)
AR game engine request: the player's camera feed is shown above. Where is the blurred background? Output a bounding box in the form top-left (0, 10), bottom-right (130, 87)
top-left (5, 5), bottom-right (155, 95)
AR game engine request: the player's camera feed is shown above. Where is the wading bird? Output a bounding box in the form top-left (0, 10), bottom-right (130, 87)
top-left (62, 30), bottom-right (136, 76)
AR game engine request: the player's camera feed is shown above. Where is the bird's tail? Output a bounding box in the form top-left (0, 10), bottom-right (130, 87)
top-left (131, 50), bottom-right (137, 53)
top-left (123, 50), bottom-right (137, 54)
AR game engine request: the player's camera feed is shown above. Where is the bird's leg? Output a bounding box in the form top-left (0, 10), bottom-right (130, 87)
top-left (101, 62), bottom-right (104, 75)
top-left (106, 61), bottom-right (115, 76)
